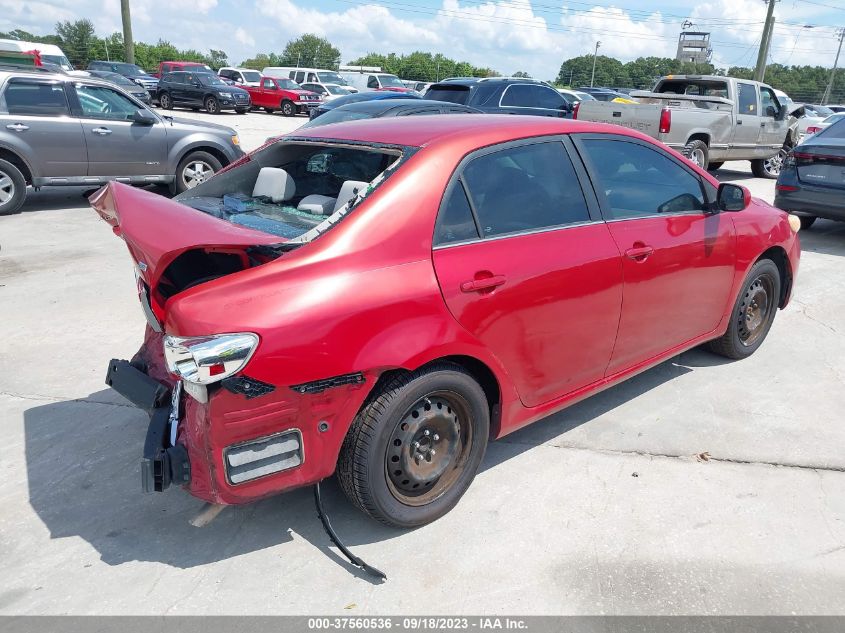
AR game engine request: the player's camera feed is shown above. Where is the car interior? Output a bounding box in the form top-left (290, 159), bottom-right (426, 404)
top-left (176, 141), bottom-right (403, 240)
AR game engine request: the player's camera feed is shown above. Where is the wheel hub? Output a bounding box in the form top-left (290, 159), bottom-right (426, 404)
top-left (387, 397), bottom-right (461, 494)
top-left (739, 278), bottom-right (770, 344)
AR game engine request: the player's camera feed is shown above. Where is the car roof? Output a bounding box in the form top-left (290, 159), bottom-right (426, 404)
top-left (337, 98), bottom-right (475, 114)
top-left (292, 114), bottom-right (648, 149)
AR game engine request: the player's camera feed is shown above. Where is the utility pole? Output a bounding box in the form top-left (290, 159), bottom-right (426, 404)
top-left (754, 0), bottom-right (776, 82)
top-left (590, 41), bottom-right (601, 88)
top-left (120, 0), bottom-right (134, 64)
top-left (822, 28), bottom-right (845, 105)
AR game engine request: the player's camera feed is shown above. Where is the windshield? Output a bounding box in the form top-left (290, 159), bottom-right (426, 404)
top-left (277, 78), bottom-right (302, 90)
top-left (301, 109), bottom-right (373, 129)
top-left (104, 73), bottom-right (137, 87)
top-left (824, 113), bottom-right (845, 124)
top-left (378, 74), bottom-right (404, 88)
top-left (114, 62), bottom-right (146, 76)
top-left (201, 75), bottom-right (229, 87)
top-left (175, 142), bottom-right (404, 242)
top-left (809, 104), bottom-right (835, 117)
top-left (242, 70), bottom-right (261, 82)
top-left (43, 54), bottom-right (72, 70)
top-left (318, 71), bottom-right (348, 85)
top-left (327, 84), bottom-right (352, 95)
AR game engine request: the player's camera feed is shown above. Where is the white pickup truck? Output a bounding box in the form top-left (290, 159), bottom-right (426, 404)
top-left (573, 75), bottom-right (797, 179)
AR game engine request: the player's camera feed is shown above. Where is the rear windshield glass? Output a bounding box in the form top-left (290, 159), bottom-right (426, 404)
top-left (426, 85), bottom-right (471, 105)
top-left (175, 142), bottom-right (406, 243)
top-left (818, 117), bottom-right (845, 139)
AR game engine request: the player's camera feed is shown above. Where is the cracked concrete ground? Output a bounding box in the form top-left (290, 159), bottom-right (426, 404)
top-left (1, 111), bottom-right (844, 615)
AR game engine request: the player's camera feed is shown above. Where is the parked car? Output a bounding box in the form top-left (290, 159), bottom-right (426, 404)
top-left (425, 77), bottom-right (572, 117)
top-left (152, 61), bottom-right (214, 79)
top-left (0, 39), bottom-right (73, 70)
top-left (308, 90), bottom-right (422, 120)
top-left (263, 66), bottom-right (355, 91)
top-left (802, 112), bottom-right (845, 138)
top-left (558, 88), bottom-right (595, 103)
top-left (85, 69), bottom-right (151, 104)
top-left (244, 76), bottom-right (321, 116)
top-left (218, 67), bottom-right (263, 88)
top-left (298, 98), bottom-right (479, 129)
top-left (0, 66), bottom-right (243, 215)
top-left (775, 116), bottom-right (845, 229)
top-left (299, 81), bottom-right (355, 102)
top-left (157, 71), bottom-right (251, 114)
top-left (96, 114), bottom-right (800, 529)
top-left (339, 71), bottom-right (414, 92)
top-left (827, 105), bottom-right (845, 113)
top-left (575, 75), bottom-right (795, 178)
top-left (88, 60), bottom-right (158, 95)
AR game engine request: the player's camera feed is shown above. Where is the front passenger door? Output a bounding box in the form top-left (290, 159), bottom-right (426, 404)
top-left (574, 135), bottom-right (736, 374)
top-left (760, 86), bottom-right (787, 155)
top-left (730, 82), bottom-right (761, 159)
top-left (72, 83), bottom-right (167, 177)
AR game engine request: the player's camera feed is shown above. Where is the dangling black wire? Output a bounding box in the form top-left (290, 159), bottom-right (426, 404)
top-left (314, 481), bottom-right (386, 581)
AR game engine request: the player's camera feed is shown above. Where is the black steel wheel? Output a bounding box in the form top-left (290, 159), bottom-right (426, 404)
top-left (337, 363), bottom-right (489, 528)
top-left (707, 259), bottom-right (781, 359)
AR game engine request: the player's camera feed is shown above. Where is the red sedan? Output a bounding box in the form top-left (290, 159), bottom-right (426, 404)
top-left (95, 115), bottom-right (801, 529)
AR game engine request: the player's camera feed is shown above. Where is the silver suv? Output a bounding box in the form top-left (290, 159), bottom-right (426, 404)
top-left (0, 66), bottom-right (245, 215)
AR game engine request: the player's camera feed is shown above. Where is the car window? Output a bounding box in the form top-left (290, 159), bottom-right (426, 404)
top-left (75, 84), bottom-right (140, 120)
top-left (500, 84), bottom-right (536, 107)
top-left (534, 86), bottom-right (566, 109)
top-left (294, 72), bottom-right (305, 83)
top-left (580, 138), bottom-right (705, 219)
top-left (425, 85), bottom-right (470, 105)
top-left (162, 64), bottom-right (172, 73)
top-left (460, 141), bottom-right (590, 238)
top-left (4, 80), bottom-right (70, 116)
top-left (737, 82), bottom-right (757, 115)
top-left (366, 76), bottom-right (378, 89)
top-left (435, 182), bottom-right (480, 245)
top-left (760, 87), bottom-right (780, 117)
top-left (307, 73), bottom-right (317, 82)
top-left (262, 78), bottom-right (275, 89)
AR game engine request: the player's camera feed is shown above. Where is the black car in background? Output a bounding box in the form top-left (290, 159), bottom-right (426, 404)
top-left (423, 78), bottom-right (572, 117)
top-left (308, 90), bottom-right (422, 120)
top-left (87, 60), bottom-right (158, 95)
top-left (775, 117), bottom-right (845, 229)
top-left (301, 98), bottom-right (480, 129)
top-left (85, 70), bottom-right (151, 104)
top-left (157, 71), bottom-right (251, 114)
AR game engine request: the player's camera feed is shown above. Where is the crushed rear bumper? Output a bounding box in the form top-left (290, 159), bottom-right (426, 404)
top-left (105, 359), bottom-right (191, 493)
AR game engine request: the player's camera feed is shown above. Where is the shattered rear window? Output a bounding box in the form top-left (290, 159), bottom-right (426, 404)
top-left (175, 141), bottom-right (409, 243)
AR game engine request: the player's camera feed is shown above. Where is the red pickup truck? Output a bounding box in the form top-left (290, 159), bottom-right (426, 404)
top-left (245, 76), bottom-right (322, 116)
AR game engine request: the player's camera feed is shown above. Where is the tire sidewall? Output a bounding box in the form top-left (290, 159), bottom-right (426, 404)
top-left (0, 158), bottom-right (27, 216)
top-left (361, 370), bottom-right (489, 528)
top-left (685, 140), bottom-right (709, 170)
top-left (282, 100), bottom-right (294, 116)
top-left (205, 96), bottom-right (219, 114)
top-left (725, 259), bottom-right (781, 357)
top-left (159, 92), bottom-right (171, 109)
top-left (173, 151), bottom-right (222, 194)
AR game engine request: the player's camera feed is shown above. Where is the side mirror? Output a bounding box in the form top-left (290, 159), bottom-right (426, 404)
top-left (132, 108), bottom-right (157, 125)
top-left (717, 183), bottom-right (750, 212)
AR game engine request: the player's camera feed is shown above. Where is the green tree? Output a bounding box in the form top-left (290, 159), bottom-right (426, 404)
top-left (208, 49), bottom-right (228, 69)
top-left (281, 34), bottom-right (340, 69)
top-left (512, 71), bottom-right (531, 78)
top-left (348, 51), bottom-right (497, 82)
top-left (55, 19), bottom-right (96, 68)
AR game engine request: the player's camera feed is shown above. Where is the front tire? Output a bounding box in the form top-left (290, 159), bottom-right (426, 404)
top-left (204, 96), bottom-right (220, 114)
top-left (171, 150), bottom-right (223, 194)
top-left (707, 259), bottom-right (781, 359)
top-left (158, 92), bottom-right (172, 110)
top-left (281, 99), bottom-right (295, 117)
top-left (752, 149), bottom-right (787, 179)
top-left (684, 139), bottom-right (709, 170)
top-left (0, 158), bottom-right (27, 216)
top-left (337, 363), bottom-right (490, 528)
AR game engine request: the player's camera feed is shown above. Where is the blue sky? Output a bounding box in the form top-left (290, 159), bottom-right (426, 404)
top-left (1, 0), bottom-right (843, 79)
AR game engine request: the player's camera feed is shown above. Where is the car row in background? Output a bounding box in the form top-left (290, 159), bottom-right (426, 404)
top-left (424, 77), bottom-right (574, 117)
top-left (157, 71), bottom-right (251, 114)
top-left (87, 60), bottom-right (159, 95)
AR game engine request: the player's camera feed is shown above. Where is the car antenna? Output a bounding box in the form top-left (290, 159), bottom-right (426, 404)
top-left (314, 481), bottom-right (386, 581)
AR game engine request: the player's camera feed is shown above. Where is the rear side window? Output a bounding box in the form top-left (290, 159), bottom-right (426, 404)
top-left (579, 138), bottom-right (705, 219)
top-left (460, 141), bottom-right (590, 238)
top-left (4, 80), bottom-right (69, 116)
top-left (737, 82), bottom-right (757, 115)
top-left (367, 75), bottom-right (379, 89)
top-left (534, 86), bottom-right (566, 109)
top-left (435, 182), bottom-right (479, 245)
top-left (500, 84), bottom-right (535, 107)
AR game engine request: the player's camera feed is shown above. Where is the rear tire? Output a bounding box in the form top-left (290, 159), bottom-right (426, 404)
top-left (337, 363), bottom-right (490, 528)
top-left (171, 150), bottom-right (223, 194)
top-left (281, 99), bottom-right (295, 117)
top-left (684, 139), bottom-right (709, 170)
top-left (0, 158), bottom-right (27, 216)
top-left (707, 259), bottom-right (781, 360)
top-left (707, 161), bottom-right (724, 171)
top-left (264, 107), bottom-right (276, 114)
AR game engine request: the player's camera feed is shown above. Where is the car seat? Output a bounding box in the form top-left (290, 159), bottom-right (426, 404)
top-left (297, 180), bottom-right (368, 216)
top-left (252, 167), bottom-right (295, 203)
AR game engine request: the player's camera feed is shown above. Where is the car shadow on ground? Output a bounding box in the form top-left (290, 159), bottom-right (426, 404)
top-left (18, 184), bottom-right (173, 214)
top-left (712, 168), bottom-right (760, 183)
top-left (23, 348), bottom-right (727, 574)
top-left (798, 219), bottom-right (845, 257)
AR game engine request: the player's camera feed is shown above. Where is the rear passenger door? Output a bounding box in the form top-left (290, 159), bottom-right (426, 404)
top-left (574, 134), bottom-right (735, 374)
top-left (432, 138), bottom-right (623, 407)
top-left (1, 78), bottom-right (86, 178)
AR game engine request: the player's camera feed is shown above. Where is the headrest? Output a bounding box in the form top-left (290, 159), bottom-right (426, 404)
top-left (252, 167), bottom-right (295, 203)
top-left (333, 180), bottom-right (368, 213)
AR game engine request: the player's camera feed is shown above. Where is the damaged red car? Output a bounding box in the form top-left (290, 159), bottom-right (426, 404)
top-left (96, 115), bottom-right (801, 528)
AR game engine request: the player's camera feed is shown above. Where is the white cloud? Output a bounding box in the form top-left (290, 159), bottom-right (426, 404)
top-left (235, 27), bottom-right (254, 47)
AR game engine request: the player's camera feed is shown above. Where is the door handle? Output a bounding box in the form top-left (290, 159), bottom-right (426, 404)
top-left (6, 123), bottom-right (29, 132)
top-left (760, 122), bottom-right (766, 127)
top-left (625, 245), bottom-right (654, 261)
top-left (737, 120), bottom-right (743, 125)
top-left (92, 127), bottom-right (112, 135)
top-left (460, 275), bottom-right (506, 293)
